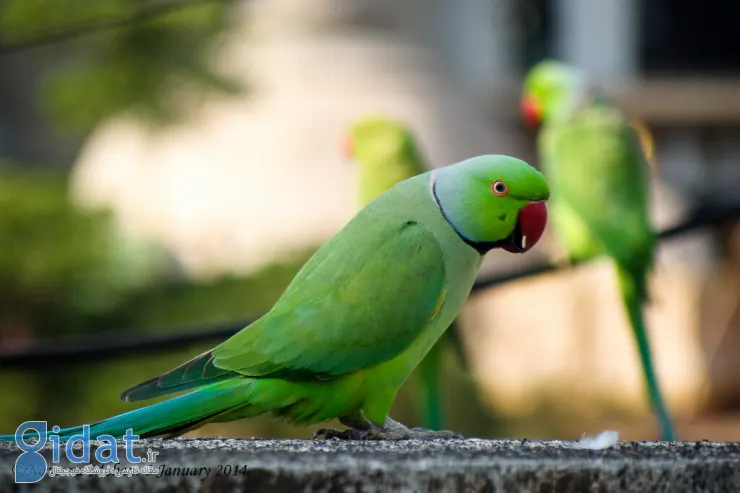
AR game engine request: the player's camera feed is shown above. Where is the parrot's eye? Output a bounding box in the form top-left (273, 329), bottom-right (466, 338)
top-left (491, 180), bottom-right (509, 197)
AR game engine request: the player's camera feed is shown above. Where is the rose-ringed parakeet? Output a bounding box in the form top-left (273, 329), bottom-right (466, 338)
top-left (345, 116), bottom-right (471, 431)
top-left (521, 60), bottom-right (675, 441)
top-left (1, 155), bottom-right (548, 441)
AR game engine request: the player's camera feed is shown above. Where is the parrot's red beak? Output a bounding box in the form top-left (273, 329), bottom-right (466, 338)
top-left (521, 95), bottom-right (542, 127)
top-left (342, 135), bottom-right (354, 159)
top-left (502, 200), bottom-right (548, 253)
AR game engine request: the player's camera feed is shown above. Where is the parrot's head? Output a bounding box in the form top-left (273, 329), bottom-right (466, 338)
top-left (343, 116), bottom-right (420, 170)
top-left (434, 155), bottom-right (549, 254)
top-left (521, 60), bottom-right (587, 126)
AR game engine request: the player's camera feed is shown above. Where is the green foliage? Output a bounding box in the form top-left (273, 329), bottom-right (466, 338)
top-left (111, 248), bottom-right (318, 333)
top-left (0, 0), bottom-right (243, 132)
top-left (0, 246), bottom-right (318, 432)
top-left (0, 160), bottom-right (319, 432)
top-left (1, 0), bottom-right (129, 34)
top-left (0, 162), bottom-right (169, 336)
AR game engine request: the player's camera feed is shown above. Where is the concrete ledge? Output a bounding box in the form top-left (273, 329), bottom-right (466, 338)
top-left (2, 438), bottom-right (740, 492)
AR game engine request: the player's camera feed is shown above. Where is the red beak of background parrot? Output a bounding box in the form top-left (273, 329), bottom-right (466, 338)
top-left (342, 135), bottom-right (354, 159)
top-left (521, 96), bottom-right (542, 127)
top-left (502, 201), bottom-right (548, 253)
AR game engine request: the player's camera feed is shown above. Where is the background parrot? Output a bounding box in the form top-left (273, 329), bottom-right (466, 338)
top-left (520, 60), bottom-right (675, 441)
top-left (1, 154), bottom-right (549, 442)
top-left (345, 115), bottom-right (471, 431)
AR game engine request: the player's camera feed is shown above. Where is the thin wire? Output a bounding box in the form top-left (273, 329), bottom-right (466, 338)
top-left (0, 202), bottom-right (738, 368)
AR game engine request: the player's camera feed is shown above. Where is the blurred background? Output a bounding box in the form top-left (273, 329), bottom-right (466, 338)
top-left (1, 0), bottom-right (740, 441)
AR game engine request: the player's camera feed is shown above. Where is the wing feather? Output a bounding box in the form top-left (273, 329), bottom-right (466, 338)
top-left (121, 209), bottom-right (446, 402)
top-left (213, 216), bottom-right (446, 378)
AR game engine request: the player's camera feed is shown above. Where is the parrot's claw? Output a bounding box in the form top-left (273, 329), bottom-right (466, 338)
top-left (313, 416), bottom-right (463, 441)
top-left (312, 426), bottom-right (462, 441)
top-left (312, 427), bottom-right (365, 440)
top-left (359, 417), bottom-right (462, 440)
top-left (359, 427), bottom-right (463, 441)
top-left (374, 416), bottom-right (463, 440)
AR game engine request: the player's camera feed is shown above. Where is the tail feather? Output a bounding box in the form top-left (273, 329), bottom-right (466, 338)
top-left (444, 320), bottom-right (469, 372)
top-left (0, 378), bottom-right (258, 442)
top-left (417, 320), bottom-right (469, 431)
top-left (615, 263), bottom-right (676, 441)
top-left (121, 350), bottom-right (234, 402)
top-left (418, 338), bottom-right (445, 431)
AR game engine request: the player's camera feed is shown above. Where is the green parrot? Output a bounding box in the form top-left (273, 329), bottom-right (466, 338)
top-left (1, 155), bottom-right (549, 441)
top-left (521, 60), bottom-right (675, 441)
top-left (345, 115), bottom-right (471, 431)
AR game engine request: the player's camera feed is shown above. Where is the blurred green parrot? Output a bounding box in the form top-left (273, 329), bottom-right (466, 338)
top-left (521, 60), bottom-right (675, 441)
top-left (345, 116), bottom-right (470, 431)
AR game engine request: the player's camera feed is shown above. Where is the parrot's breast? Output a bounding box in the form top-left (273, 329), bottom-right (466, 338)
top-left (361, 176), bottom-right (482, 388)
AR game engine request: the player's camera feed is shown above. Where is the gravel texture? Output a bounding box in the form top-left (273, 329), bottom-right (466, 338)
top-left (2, 437), bottom-right (740, 492)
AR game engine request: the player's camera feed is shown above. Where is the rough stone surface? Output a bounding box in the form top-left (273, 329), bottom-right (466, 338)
top-left (2, 438), bottom-right (740, 492)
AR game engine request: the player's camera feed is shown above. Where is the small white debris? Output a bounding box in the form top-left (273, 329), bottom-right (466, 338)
top-left (571, 430), bottom-right (619, 450)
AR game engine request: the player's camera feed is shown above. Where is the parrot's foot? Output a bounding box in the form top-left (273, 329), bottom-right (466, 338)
top-left (312, 427), bottom-right (366, 440)
top-left (312, 416), bottom-right (462, 441)
top-left (359, 427), bottom-right (462, 441)
top-left (312, 413), bottom-right (374, 440)
top-left (360, 417), bottom-right (462, 441)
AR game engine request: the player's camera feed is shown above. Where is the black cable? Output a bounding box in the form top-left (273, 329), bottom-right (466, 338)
top-left (473, 202), bottom-right (740, 290)
top-left (1, 202), bottom-right (739, 368)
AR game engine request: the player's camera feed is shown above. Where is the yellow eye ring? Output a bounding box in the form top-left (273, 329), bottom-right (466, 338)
top-left (491, 180), bottom-right (508, 197)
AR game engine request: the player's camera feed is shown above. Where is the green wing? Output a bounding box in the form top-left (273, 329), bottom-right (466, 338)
top-left (540, 103), bottom-right (655, 270)
top-left (122, 209), bottom-right (446, 401)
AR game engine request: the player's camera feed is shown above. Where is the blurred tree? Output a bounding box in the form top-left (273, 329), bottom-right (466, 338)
top-left (0, 0), bottom-right (243, 133)
top-left (0, 160), bottom-right (173, 425)
top-left (0, 161), bottom-right (170, 342)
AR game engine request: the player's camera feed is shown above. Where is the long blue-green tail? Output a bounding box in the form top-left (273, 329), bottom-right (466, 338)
top-left (616, 263), bottom-right (676, 441)
top-left (0, 378), bottom-right (256, 442)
